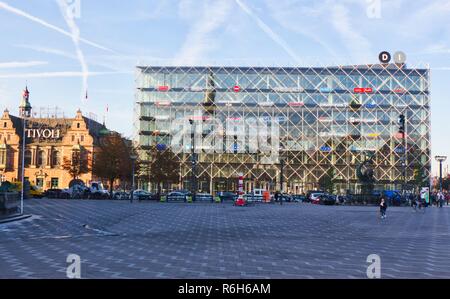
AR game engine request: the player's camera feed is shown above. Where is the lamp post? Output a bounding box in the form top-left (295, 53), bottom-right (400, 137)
top-left (130, 154), bottom-right (137, 203)
top-left (279, 141), bottom-right (286, 205)
top-left (189, 119), bottom-right (197, 201)
top-left (20, 116), bottom-right (26, 215)
top-left (435, 155), bottom-right (447, 194)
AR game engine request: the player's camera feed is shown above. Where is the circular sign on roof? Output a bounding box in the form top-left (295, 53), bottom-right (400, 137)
top-left (378, 51), bottom-right (391, 63)
top-left (393, 51), bottom-right (406, 64)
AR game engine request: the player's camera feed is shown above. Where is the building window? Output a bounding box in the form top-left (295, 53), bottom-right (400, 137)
top-left (52, 151), bottom-right (61, 167)
top-left (24, 150), bottom-right (32, 167)
top-left (72, 150), bottom-right (80, 166)
top-left (36, 178), bottom-right (44, 188)
top-left (72, 135), bottom-right (75, 142)
top-left (77, 123), bottom-right (80, 129)
top-left (51, 178), bottom-right (59, 188)
top-left (81, 135), bottom-right (84, 142)
top-left (37, 150), bottom-right (46, 167)
top-left (3, 122), bottom-right (6, 128)
top-left (0, 148), bottom-right (6, 166)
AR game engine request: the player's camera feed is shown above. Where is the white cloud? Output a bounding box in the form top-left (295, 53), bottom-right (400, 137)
top-left (235, 0), bottom-right (302, 64)
top-left (0, 1), bottom-right (115, 53)
top-left (329, 3), bottom-right (373, 63)
top-left (0, 61), bottom-right (48, 68)
top-left (265, 0), bottom-right (341, 64)
top-left (174, 0), bottom-right (233, 65)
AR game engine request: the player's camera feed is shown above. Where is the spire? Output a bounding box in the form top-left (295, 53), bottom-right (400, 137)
top-left (19, 85), bottom-right (32, 118)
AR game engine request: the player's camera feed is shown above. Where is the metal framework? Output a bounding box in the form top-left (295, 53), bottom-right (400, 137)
top-left (134, 63), bottom-right (431, 194)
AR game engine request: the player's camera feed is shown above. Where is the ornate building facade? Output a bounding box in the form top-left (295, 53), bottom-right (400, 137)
top-left (0, 87), bottom-right (110, 190)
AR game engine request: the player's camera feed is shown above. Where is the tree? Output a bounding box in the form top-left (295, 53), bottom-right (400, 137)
top-left (92, 133), bottom-right (133, 197)
top-left (61, 148), bottom-right (91, 181)
top-left (319, 168), bottom-right (334, 193)
top-left (139, 146), bottom-right (180, 194)
top-left (413, 163), bottom-right (428, 190)
top-left (442, 176), bottom-right (450, 191)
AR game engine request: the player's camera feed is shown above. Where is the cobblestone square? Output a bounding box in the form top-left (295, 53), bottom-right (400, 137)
top-left (1, 199), bottom-right (449, 278)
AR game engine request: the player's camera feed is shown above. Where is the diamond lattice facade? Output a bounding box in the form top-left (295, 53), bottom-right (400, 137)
top-left (135, 64), bottom-right (431, 194)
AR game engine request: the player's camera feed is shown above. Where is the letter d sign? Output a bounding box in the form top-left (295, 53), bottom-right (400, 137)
top-left (366, 254), bottom-right (381, 279)
top-left (379, 51), bottom-right (391, 63)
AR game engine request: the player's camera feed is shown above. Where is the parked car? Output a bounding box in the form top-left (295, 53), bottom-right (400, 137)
top-left (113, 191), bottom-right (130, 200)
top-left (292, 194), bottom-right (307, 202)
top-left (87, 181), bottom-right (110, 199)
top-left (306, 190), bottom-right (324, 203)
top-left (133, 190), bottom-right (155, 200)
top-left (309, 192), bottom-right (325, 204)
top-left (167, 191), bottom-right (188, 202)
top-left (336, 195), bottom-right (347, 204)
top-left (194, 193), bottom-right (214, 202)
top-left (274, 193), bottom-right (293, 202)
top-left (44, 188), bottom-right (63, 199)
top-left (244, 193), bottom-right (264, 202)
top-left (217, 191), bottom-right (238, 202)
top-left (60, 189), bottom-right (71, 199)
top-left (319, 194), bottom-right (336, 205)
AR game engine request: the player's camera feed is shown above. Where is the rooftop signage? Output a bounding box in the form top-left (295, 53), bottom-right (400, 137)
top-left (26, 128), bottom-right (61, 139)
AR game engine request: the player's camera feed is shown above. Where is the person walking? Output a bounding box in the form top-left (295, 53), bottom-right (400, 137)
top-left (438, 191), bottom-right (444, 208)
top-left (380, 196), bottom-right (388, 219)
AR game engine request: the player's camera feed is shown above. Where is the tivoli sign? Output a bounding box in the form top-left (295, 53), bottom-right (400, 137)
top-left (26, 128), bottom-right (61, 139)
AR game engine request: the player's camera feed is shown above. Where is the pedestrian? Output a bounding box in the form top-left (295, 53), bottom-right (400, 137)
top-left (380, 196), bottom-right (387, 219)
top-left (438, 191), bottom-right (444, 208)
top-left (275, 190), bottom-right (281, 205)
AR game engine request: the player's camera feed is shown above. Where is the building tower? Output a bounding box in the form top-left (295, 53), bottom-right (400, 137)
top-left (19, 86), bottom-right (32, 118)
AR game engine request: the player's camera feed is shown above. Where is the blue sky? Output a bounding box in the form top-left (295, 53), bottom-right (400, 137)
top-left (0, 0), bottom-right (449, 175)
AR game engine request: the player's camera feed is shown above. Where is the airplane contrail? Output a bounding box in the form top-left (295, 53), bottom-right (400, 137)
top-left (235, 0), bottom-right (302, 64)
top-left (0, 1), bottom-right (116, 53)
top-left (56, 0), bottom-right (89, 102)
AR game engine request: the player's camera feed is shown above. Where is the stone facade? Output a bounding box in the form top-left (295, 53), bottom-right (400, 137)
top-left (0, 88), bottom-right (110, 190)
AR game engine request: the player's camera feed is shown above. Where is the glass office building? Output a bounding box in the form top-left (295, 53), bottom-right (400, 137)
top-left (134, 64), bottom-right (430, 194)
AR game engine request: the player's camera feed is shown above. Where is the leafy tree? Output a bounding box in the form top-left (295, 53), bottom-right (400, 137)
top-left (139, 146), bottom-right (180, 194)
top-left (319, 168), bottom-right (334, 193)
top-left (442, 176), bottom-right (450, 191)
top-left (92, 133), bottom-right (133, 197)
top-left (61, 148), bottom-right (91, 181)
top-left (413, 163), bottom-right (428, 189)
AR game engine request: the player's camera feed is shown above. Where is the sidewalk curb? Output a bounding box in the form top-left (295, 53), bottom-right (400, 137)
top-left (0, 214), bottom-right (32, 224)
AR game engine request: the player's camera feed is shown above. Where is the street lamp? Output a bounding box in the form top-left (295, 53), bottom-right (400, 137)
top-left (279, 141), bottom-right (286, 205)
top-left (435, 155), bottom-right (447, 194)
top-left (20, 116), bottom-right (27, 215)
top-left (189, 119), bottom-right (197, 201)
top-left (130, 154), bottom-right (137, 203)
